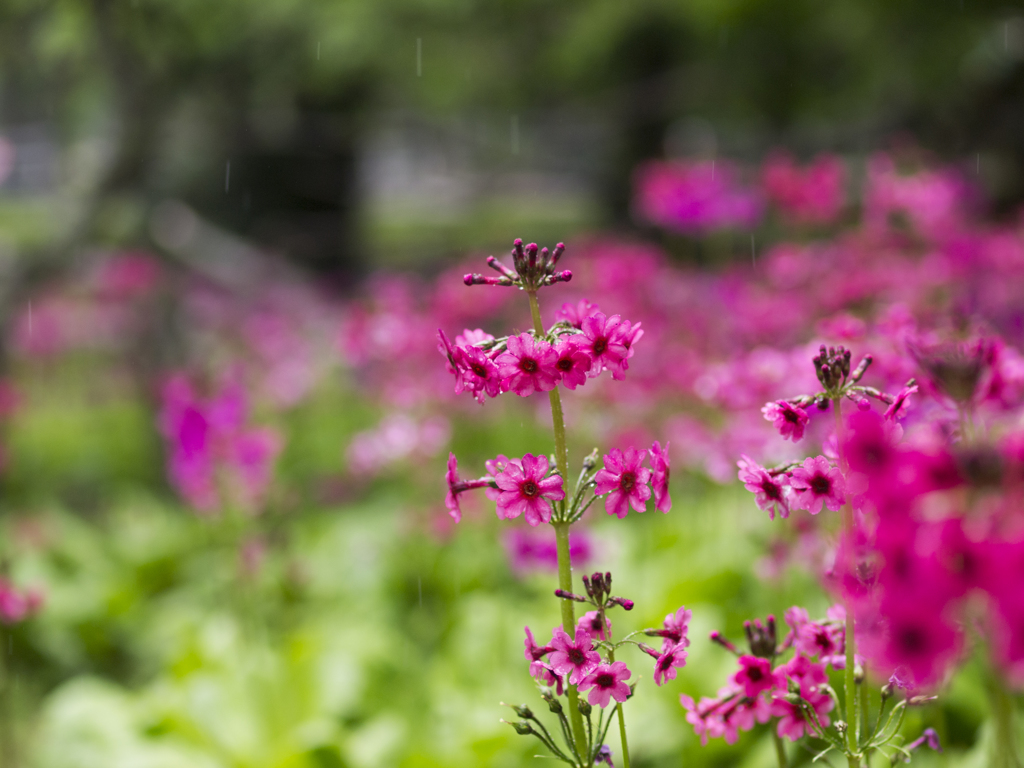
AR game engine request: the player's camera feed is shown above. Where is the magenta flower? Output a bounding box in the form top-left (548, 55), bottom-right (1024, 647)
top-left (578, 661), bottom-right (632, 707)
top-left (761, 400), bottom-right (810, 441)
top-left (648, 441), bottom-right (671, 513)
top-left (595, 447), bottom-right (653, 519)
top-left (548, 628), bottom-right (601, 685)
top-left (445, 453), bottom-right (466, 522)
top-left (614, 320), bottom-right (644, 381)
top-left (524, 626), bottom-right (553, 662)
top-left (493, 453), bottom-right (565, 526)
top-left (455, 344), bottom-right (502, 402)
top-left (580, 313), bottom-right (629, 378)
top-left (495, 333), bottom-right (559, 396)
top-left (577, 610), bottom-right (611, 641)
top-left (732, 655), bottom-right (783, 699)
top-left (795, 621), bottom-right (844, 660)
top-left (653, 644), bottom-right (688, 686)
top-left (789, 455), bottom-right (845, 514)
top-left (772, 689), bottom-right (832, 741)
top-left (553, 337), bottom-right (592, 390)
top-left (884, 383), bottom-right (918, 421)
top-left (555, 299), bottom-right (600, 329)
top-left (653, 606), bottom-right (693, 653)
top-left (737, 455), bottom-right (791, 520)
top-left (530, 661), bottom-right (563, 695)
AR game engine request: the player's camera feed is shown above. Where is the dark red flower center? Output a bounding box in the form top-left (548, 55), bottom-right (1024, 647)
top-left (471, 362), bottom-right (488, 377)
top-left (810, 474), bottom-right (832, 496)
top-left (567, 648), bottom-right (586, 665)
top-left (783, 407), bottom-right (800, 423)
top-left (588, 617), bottom-right (604, 632)
top-left (761, 479), bottom-right (783, 500)
top-left (746, 666), bottom-right (763, 681)
top-left (659, 655), bottom-right (674, 671)
top-left (520, 357), bottom-right (539, 373)
top-left (620, 471), bottom-right (636, 492)
top-left (556, 357), bottom-right (574, 372)
top-left (593, 338), bottom-right (608, 356)
top-left (595, 673), bottom-right (615, 688)
top-left (815, 630), bottom-right (832, 650)
top-left (897, 626), bottom-right (927, 656)
top-left (521, 480), bottom-right (539, 498)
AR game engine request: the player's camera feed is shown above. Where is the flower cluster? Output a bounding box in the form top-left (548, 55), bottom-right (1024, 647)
top-left (158, 374), bottom-right (282, 514)
top-left (438, 302), bottom-right (642, 404)
top-left (0, 578), bottom-right (43, 625)
top-left (511, 572), bottom-right (690, 766)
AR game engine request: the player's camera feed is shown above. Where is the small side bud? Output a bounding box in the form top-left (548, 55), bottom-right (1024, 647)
top-left (578, 700), bottom-right (592, 717)
top-left (554, 589), bottom-right (587, 602)
top-left (608, 596), bottom-right (634, 611)
top-left (881, 682), bottom-right (894, 701)
top-left (582, 449), bottom-right (600, 470)
top-left (511, 704), bottom-right (534, 719)
top-left (508, 721), bottom-right (534, 735)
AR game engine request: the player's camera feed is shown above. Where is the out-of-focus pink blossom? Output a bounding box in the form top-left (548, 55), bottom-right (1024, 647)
top-left (578, 661), bottom-right (632, 707)
top-left (648, 441), bottom-right (671, 513)
top-left (761, 152), bottom-right (846, 226)
top-left (761, 400), bottom-right (810, 441)
top-left (789, 456), bottom-right (845, 514)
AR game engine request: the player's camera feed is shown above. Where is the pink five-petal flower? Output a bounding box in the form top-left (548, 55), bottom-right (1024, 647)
top-left (761, 400), bottom-right (810, 441)
top-left (612, 320), bottom-right (643, 380)
top-left (884, 384), bottom-right (918, 421)
top-left (737, 455), bottom-right (791, 520)
top-left (653, 644), bottom-right (688, 686)
top-left (455, 344), bottom-right (502, 402)
top-left (594, 447), bottom-right (653, 519)
top-left (656, 606), bottom-right (693, 653)
top-left (493, 453), bottom-right (565, 526)
top-left (580, 313), bottom-right (629, 378)
top-left (733, 655), bottom-right (784, 699)
top-left (496, 333), bottom-right (559, 396)
top-left (548, 628), bottom-right (601, 685)
top-left (649, 441), bottom-right (671, 513)
top-left (772, 690), bottom-right (832, 741)
top-left (579, 661), bottom-right (632, 707)
top-left (553, 337), bottom-right (593, 390)
top-left (555, 299), bottom-right (600, 329)
top-left (577, 610), bottom-right (611, 641)
top-left (789, 455), bottom-right (846, 514)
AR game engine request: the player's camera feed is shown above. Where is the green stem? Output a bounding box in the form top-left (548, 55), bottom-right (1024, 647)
top-left (833, 400), bottom-right (860, 767)
top-left (607, 649), bottom-right (631, 768)
top-left (772, 728), bottom-right (789, 768)
top-left (989, 672), bottom-right (1022, 768)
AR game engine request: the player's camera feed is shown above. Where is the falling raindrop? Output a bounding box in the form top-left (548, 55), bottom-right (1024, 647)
top-left (711, 160), bottom-right (715, 182)
top-left (418, 576), bottom-right (423, 607)
top-left (225, 161), bottom-right (231, 193)
top-left (317, 41), bottom-right (321, 61)
top-left (751, 235), bottom-right (756, 267)
top-left (511, 115), bottom-right (520, 155)
top-left (27, 301), bottom-right (32, 338)
top-left (416, 38), bottom-right (422, 77)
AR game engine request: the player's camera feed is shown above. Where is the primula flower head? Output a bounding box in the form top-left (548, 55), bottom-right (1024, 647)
top-left (733, 655), bottom-right (783, 699)
top-left (553, 337), bottom-right (593, 390)
top-left (578, 661), bottom-right (632, 707)
top-left (789, 455), bottom-right (845, 514)
top-left (578, 610), bottom-right (611, 641)
top-left (653, 644), bottom-right (688, 686)
top-left (652, 605), bottom-right (692, 653)
top-left (595, 447), bottom-right (653, 518)
top-left (762, 400), bottom-right (810, 441)
top-left (581, 313), bottom-right (630, 379)
top-left (738, 455), bottom-right (790, 520)
top-left (493, 454), bottom-right (565, 526)
top-left (649, 441), bottom-right (671, 513)
top-left (548, 628), bottom-right (601, 685)
top-left (496, 333), bottom-right (560, 397)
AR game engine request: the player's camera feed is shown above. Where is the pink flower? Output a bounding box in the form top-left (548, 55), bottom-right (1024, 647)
top-left (615, 320), bottom-right (644, 381)
top-left (524, 626), bottom-right (552, 661)
top-left (578, 661), bottom-right (632, 707)
top-left (455, 345), bottom-right (502, 402)
top-left (884, 384), bottom-right (918, 421)
top-left (578, 610), bottom-right (611, 641)
top-left (548, 628), bottom-right (601, 685)
top-left (761, 400), bottom-right (810, 441)
top-left (530, 661), bottom-right (563, 694)
top-left (733, 655), bottom-right (784, 699)
top-left (789, 456), bottom-right (845, 514)
top-left (0, 580), bottom-right (42, 625)
top-left (495, 333), bottom-right (559, 396)
top-left (553, 337), bottom-right (593, 390)
top-left (455, 328), bottom-right (494, 346)
top-left (653, 606), bottom-right (692, 653)
top-left (772, 689), bottom-right (832, 741)
top-left (493, 454), bottom-right (565, 526)
top-left (445, 453), bottom-right (465, 522)
top-left (594, 447), bottom-right (652, 519)
top-left (737, 455), bottom-right (791, 520)
top-left (794, 621), bottom-right (843, 660)
top-left (653, 644), bottom-right (688, 686)
top-left (649, 441), bottom-right (671, 513)
top-left (580, 313), bottom-right (629, 378)
top-left (555, 299), bottom-right (600, 329)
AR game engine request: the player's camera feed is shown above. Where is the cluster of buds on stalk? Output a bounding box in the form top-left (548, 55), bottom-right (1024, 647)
top-left (464, 239), bottom-right (573, 289)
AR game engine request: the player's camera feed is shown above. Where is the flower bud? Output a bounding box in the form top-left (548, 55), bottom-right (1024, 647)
top-left (511, 704), bottom-right (534, 719)
top-left (509, 721), bottom-right (534, 735)
top-left (578, 700), bottom-right (592, 717)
